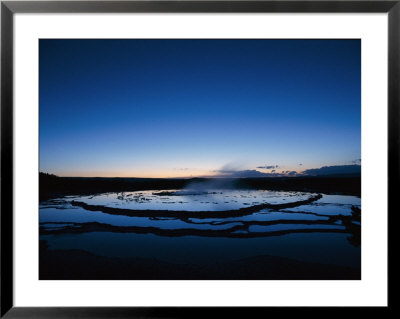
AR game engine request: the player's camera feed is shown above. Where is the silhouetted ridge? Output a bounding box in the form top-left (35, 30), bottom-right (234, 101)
top-left (39, 173), bottom-right (361, 201)
top-left (302, 165), bottom-right (361, 176)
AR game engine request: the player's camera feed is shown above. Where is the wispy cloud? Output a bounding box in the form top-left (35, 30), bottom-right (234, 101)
top-left (256, 165), bottom-right (279, 169)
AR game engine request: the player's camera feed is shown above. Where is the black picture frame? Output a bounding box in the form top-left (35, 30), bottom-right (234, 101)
top-left (1, 0), bottom-right (395, 317)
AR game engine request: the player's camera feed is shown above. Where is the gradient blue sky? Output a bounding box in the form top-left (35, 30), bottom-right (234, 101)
top-left (39, 39), bottom-right (361, 177)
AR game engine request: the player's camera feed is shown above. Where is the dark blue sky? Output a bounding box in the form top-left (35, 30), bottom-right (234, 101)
top-left (39, 39), bottom-right (360, 177)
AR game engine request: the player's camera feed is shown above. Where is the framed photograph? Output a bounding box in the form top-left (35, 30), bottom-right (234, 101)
top-left (1, 0), bottom-right (395, 316)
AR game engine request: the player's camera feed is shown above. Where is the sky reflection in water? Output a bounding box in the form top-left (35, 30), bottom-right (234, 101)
top-left (40, 190), bottom-right (361, 268)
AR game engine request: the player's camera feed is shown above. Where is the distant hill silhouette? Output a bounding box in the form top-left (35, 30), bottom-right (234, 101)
top-left (39, 171), bottom-right (361, 200)
top-left (302, 165), bottom-right (361, 177)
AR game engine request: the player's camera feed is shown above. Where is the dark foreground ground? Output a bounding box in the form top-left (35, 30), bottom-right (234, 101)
top-left (40, 173), bottom-right (361, 201)
top-left (39, 241), bottom-right (360, 280)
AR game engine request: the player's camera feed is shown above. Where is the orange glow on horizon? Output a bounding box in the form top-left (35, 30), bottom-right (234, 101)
top-left (51, 167), bottom-right (310, 178)
top-left (55, 169), bottom-right (220, 179)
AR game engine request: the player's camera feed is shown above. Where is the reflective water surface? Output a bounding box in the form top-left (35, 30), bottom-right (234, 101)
top-left (39, 189), bottom-right (361, 276)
